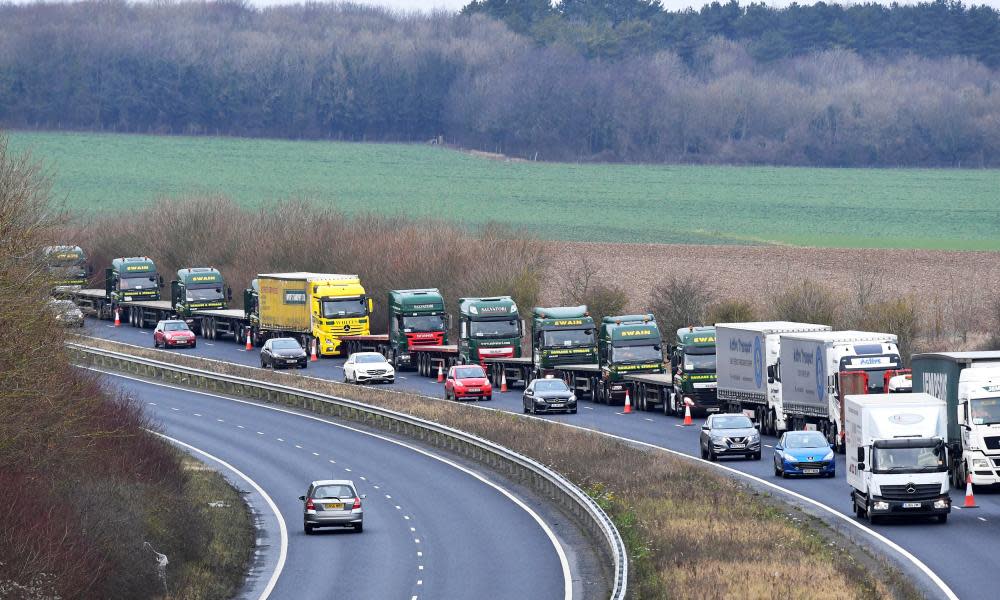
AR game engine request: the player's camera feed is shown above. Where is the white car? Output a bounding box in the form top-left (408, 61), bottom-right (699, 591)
top-left (344, 352), bottom-right (395, 384)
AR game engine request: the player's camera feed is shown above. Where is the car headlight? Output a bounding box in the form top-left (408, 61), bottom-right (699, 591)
top-left (749, 432), bottom-right (760, 442)
top-left (972, 459), bottom-right (990, 469)
top-left (783, 455), bottom-right (797, 465)
top-left (823, 450), bottom-right (834, 461)
top-left (569, 394), bottom-right (576, 402)
top-left (873, 501), bottom-right (890, 511)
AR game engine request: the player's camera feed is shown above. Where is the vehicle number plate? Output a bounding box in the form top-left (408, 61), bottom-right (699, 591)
top-left (730, 443), bottom-right (745, 449)
top-left (706, 407), bottom-right (720, 412)
top-left (803, 468), bottom-right (820, 474)
top-left (902, 502), bottom-right (922, 509)
top-left (286, 359), bottom-right (297, 363)
top-left (551, 403), bottom-right (564, 408)
top-left (324, 503), bottom-right (344, 510)
top-left (468, 388), bottom-right (480, 393)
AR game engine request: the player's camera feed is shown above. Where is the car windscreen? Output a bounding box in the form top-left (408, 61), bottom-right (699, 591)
top-left (713, 415), bottom-right (752, 429)
top-left (163, 323), bottom-right (188, 331)
top-left (534, 380), bottom-right (569, 393)
top-left (312, 484), bottom-right (355, 499)
top-left (611, 344), bottom-right (661, 363)
top-left (322, 298), bottom-right (367, 318)
top-left (186, 286), bottom-right (223, 301)
top-left (402, 315), bottom-right (445, 332)
top-left (120, 276), bottom-right (156, 290)
top-left (542, 329), bottom-right (594, 348)
top-left (356, 354), bottom-right (386, 364)
top-left (455, 366), bottom-right (485, 378)
top-left (470, 320), bottom-right (519, 338)
top-left (272, 340), bottom-right (301, 350)
top-left (784, 432), bottom-right (828, 448)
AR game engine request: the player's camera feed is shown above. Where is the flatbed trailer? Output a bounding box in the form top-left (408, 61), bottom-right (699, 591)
top-left (341, 334), bottom-right (392, 355)
top-left (70, 288), bottom-right (116, 319)
top-left (551, 363), bottom-right (601, 400)
top-left (196, 309), bottom-right (250, 342)
top-left (70, 289), bottom-right (171, 326)
top-left (411, 345), bottom-right (459, 377)
top-left (626, 373), bottom-right (677, 412)
top-left (482, 357), bottom-right (534, 389)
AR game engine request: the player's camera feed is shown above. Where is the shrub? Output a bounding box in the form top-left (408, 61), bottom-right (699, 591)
top-left (855, 297), bottom-right (921, 367)
top-left (649, 276), bottom-right (715, 335)
top-left (707, 298), bottom-right (759, 325)
top-left (559, 256), bottom-right (628, 323)
top-left (770, 279), bottom-right (841, 326)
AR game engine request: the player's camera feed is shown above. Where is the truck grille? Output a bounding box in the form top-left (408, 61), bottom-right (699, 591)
top-left (879, 483), bottom-right (941, 500)
top-left (983, 436), bottom-right (1000, 451)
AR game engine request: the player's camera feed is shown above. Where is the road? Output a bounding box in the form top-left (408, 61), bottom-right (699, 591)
top-left (85, 318), bottom-right (1000, 600)
top-left (98, 371), bottom-right (568, 600)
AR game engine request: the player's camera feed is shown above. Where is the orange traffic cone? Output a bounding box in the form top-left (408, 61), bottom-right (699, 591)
top-left (245, 328), bottom-right (253, 351)
top-left (500, 370), bottom-right (508, 393)
top-left (964, 473), bottom-right (978, 508)
top-left (623, 390), bottom-right (632, 414)
top-left (437, 364), bottom-right (444, 383)
top-left (114, 307), bottom-right (121, 327)
top-left (682, 401), bottom-right (693, 426)
top-left (310, 339), bottom-right (318, 361)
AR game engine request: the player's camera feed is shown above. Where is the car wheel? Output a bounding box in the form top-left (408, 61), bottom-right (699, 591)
top-left (936, 514), bottom-right (948, 524)
top-left (753, 452), bottom-right (761, 460)
top-left (781, 468), bottom-right (789, 479)
top-left (191, 342), bottom-right (196, 349)
top-left (827, 471), bottom-right (836, 478)
top-left (260, 360), bottom-right (266, 368)
top-left (354, 523), bottom-right (363, 533)
top-left (700, 445), bottom-right (708, 460)
top-left (485, 395), bottom-right (492, 401)
top-left (774, 463), bottom-right (781, 477)
top-left (304, 524), bottom-right (314, 535)
top-left (570, 409), bottom-right (577, 414)
top-left (523, 404), bottom-right (529, 413)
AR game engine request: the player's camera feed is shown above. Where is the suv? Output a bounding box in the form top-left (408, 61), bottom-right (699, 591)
top-left (300, 479), bottom-right (365, 534)
top-left (699, 413), bottom-right (761, 461)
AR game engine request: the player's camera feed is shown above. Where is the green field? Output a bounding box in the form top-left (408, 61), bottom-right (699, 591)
top-left (9, 130), bottom-right (1000, 250)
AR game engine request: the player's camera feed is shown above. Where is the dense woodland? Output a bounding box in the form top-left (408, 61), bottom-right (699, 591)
top-left (1, 0), bottom-right (999, 166)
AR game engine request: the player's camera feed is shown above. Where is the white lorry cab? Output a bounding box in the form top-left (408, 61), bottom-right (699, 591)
top-left (846, 393), bottom-right (950, 524)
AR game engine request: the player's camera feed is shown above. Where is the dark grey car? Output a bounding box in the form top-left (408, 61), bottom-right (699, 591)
top-left (522, 377), bottom-right (577, 415)
top-left (261, 337), bottom-right (308, 369)
top-left (699, 413), bottom-right (761, 461)
top-left (300, 479), bottom-right (365, 534)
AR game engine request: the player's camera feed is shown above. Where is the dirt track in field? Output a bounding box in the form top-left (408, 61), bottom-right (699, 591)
top-left (539, 241), bottom-right (1000, 316)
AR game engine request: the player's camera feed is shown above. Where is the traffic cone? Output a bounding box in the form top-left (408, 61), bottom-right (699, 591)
top-left (500, 370), bottom-right (508, 393)
top-left (310, 339), bottom-right (318, 361)
top-left (245, 328), bottom-right (253, 351)
top-left (114, 307), bottom-right (121, 327)
top-left (437, 364), bottom-right (444, 383)
top-left (623, 390), bottom-right (632, 414)
top-left (683, 402), bottom-right (693, 426)
top-left (964, 473), bottom-right (978, 508)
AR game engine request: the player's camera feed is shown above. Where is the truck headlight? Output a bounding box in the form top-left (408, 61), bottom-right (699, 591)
top-left (934, 499), bottom-right (949, 509)
top-left (873, 501), bottom-right (890, 511)
top-left (972, 459), bottom-right (990, 469)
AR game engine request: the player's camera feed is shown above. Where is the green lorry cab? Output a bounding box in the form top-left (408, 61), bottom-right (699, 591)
top-left (44, 245), bottom-right (91, 292)
top-left (670, 326), bottom-right (721, 414)
top-left (597, 314), bottom-right (664, 403)
top-left (387, 288), bottom-right (449, 367)
top-left (532, 306), bottom-right (597, 371)
top-left (106, 257), bottom-right (162, 302)
top-left (171, 268), bottom-right (231, 316)
top-left (458, 296), bottom-right (523, 364)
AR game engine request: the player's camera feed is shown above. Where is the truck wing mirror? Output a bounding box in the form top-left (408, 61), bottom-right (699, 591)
top-left (158, 275), bottom-right (165, 289)
top-left (701, 425), bottom-right (709, 431)
top-left (298, 495), bottom-right (306, 501)
top-left (227, 286), bottom-right (233, 301)
top-left (368, 298), bottom-right (373, 313)
top-left (856, 447), bottom-right (864, 462)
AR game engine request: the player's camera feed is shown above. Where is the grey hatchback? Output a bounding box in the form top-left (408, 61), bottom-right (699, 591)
top-left (300, 479), bottom-right (365, 534)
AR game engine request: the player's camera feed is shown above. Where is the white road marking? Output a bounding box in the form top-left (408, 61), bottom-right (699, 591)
top-left (194, 413), bottom-right (202, 417)
top-left (312, 452), bottom-right (320, 456)
top-left (148, 402), bottom-right (156, 405)
top-left (151, 432), bottom-right (287, 600)
top-left (329, 459), bottom-right (336, 464)
top-left (417, 551), bottom-right (422, 557)
top-left (360, 476), bottom-right (366, 481)
top-left (404, 515), bottom-right (410, 520)
top-left (418, 565), bottom-right (423, 570)
top-left (644, 418), bottom-right (653, 422)
top-left (171, 407), bottom-right (179, 411)
top-left (276, 438), bottom-right (284, 442)
top-left (410, 527), bottom-right (416, 532)
top-left (257, 431), bottom-right (264, 435)
top-left (395, 505), bottom-right (402, 510)
top-left (417, 580), bottom-right (422, 585)
top-left (344, 468), bottom-right (352, 472)
top-left (386, 494), bottom-right (392, 499)
top-left (217, 419), bottom-right (224, 422)
top-left (583, 406), bottom-right (593, 410)
top-left (978, 517), bottom-right (988, 522)
top-left (294, 444), bottom-right (303, 449)
top-left (414, 538), bottom-right (420, 543)
top-left (765, 444), bottom-right (773, 448)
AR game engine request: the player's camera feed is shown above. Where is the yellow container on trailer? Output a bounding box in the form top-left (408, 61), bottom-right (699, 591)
top-left (257, 273), bottom-right (371, 356)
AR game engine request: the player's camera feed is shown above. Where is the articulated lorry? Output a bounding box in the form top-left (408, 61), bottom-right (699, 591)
top-left (481, 306), bottom-right (597, 389)
top-left (118, 267), bottom-right (232, 331)
top-left (44, 245), bottom-right (91, 293)
top-left (664, 326), bottom-right (721, 416)
top-left (341, 289), bottom-right (449, 369)
top-left (411, 296), bottom-right (523, 378)
top-left (716, 322), bottom-right (831, 435)
top-left (550, 314), bottom-right (667, 407)
top-left (846, 393), bottom-right (951, 524)
top-left (912, 351), bottom-right (1000, 488)
top-left (778, 330), bottom-right (901, 451)
top-left (196, 273), bottom-right (371, 356)
top-left (70, 257), bottom-right (164, 319)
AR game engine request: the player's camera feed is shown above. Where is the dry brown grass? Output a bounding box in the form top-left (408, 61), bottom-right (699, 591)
top-left (76, 335), bottom-right (919, 600)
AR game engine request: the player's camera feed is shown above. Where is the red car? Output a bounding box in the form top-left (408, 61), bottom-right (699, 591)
top-left (153, 319), bottom-right (197, 349)
top-left (444, 365), bottom-right (492, 401)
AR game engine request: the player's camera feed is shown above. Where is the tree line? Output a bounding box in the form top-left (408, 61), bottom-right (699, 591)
top-left (0, 1), bottom-right (998, 166)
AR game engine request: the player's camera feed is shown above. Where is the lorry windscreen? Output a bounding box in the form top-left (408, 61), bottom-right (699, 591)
top-left (403, 314), bottom-right (445, 333)
top-left (120, 275), bottom-right (156, 289)
top-left (612, 344), bottom-right (661, 363)
top-left (542, 329), bottom-right (594, 348)
top-left (970, 398), bottom-right (1000, 425)
top-left (471, 320), bottom-right (519, 338)
top-left (684, 351), bottom-right (716, 372)
top-left (872, 442), bottom-right (946, 473)
top-left (322, 298), bottom-right (367, 318)
top-left (187, 285), bottom-right (224, 301)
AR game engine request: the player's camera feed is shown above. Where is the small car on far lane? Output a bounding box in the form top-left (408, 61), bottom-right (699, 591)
top-left (522, 377), bottom-right (577, 414)
top-left (773, 430), bottom-right (836, 478)
top-left (699, 413), bottom-right (761, 461)
top-left (260, 337), bottom-right (307, 369)
top-left (344, 352), bottom-right (395, 384)
top-left (445, 365), bottom-right (492, 401)
top-left (300, 479), bottom-right (365, 534)
top-left (153, 319), bottom-right (196, 348)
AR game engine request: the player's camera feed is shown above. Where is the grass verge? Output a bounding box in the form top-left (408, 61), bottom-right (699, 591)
top-left (77, 335), bottom-right (922, 599)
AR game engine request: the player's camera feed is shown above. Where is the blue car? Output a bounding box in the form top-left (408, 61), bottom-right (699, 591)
top-left (773, 431), bottom-right (836, 478)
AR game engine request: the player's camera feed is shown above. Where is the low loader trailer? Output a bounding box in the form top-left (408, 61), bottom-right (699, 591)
top-left (342, 289), bottom-right (449, 369)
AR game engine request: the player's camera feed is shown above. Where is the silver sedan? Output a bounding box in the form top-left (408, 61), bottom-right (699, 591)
top-left (300, 479), bottom-right (365, 534)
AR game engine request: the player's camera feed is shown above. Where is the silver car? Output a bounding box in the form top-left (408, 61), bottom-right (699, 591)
top-left (699, 413), bottom-right (762, 461)
top-left (300, 479), bottom-right (365, 534)
top-left (48, 298), bottom-right (84, 327)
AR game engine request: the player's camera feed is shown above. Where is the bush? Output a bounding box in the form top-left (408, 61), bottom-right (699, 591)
top-left (559, 256), bottom-right (628, 323)
top-left (770, 279), bottom-right (841, 326)
top-left (707, 299), bottom-right (759, 325)
top-left (855, 297), bottom-right (921, 367)
top-left (649, 276), bottom-right (715, 335)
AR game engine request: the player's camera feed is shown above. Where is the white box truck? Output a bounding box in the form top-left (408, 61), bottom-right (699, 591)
top-left (912, 351), bottom-right (1000, 488)
top-left (845, 393), bottom-right (950, 524)
top-left (778, 331), bottom-right (901, 451)
top-left (716, 322), bottom-right (831, 436)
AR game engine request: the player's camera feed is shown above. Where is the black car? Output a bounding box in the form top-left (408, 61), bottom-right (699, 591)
top-left (261, 338), bottom-right (308, 369)
top-left (699, 413), bottom-right (761, 461)
top-left (522, 377), bottom-right (577, 414)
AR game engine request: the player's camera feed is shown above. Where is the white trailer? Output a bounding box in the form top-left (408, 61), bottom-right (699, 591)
top-left (778, 331), bottom-right (900, 451)
top-left (845, 393), bottom-right (950, 524)
top-left (715, 322), bottom-right (831, 435)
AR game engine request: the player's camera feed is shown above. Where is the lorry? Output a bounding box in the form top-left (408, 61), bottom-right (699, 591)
top-left (912, 351), bottom-right (1000, 488)
top-left (69, 257), bottom-right (164, 320)
top-left (340, 288), bottom-right (449, 369)
top-left (411, 296), bottom-right (524, 380)
top-left (550, 314), bottom-right (668, 407)
top-left (715, 322), bottom-right (832, 435)
top-left (117, 267), bottom-right (232, 331)
top-left (665, 326), bottom-right (721, 416)
top-left (195, 273), bottom-right (371, 356)
top-left (845, 393), bottom-right (951, 524)
top-left (43, 245), bottom-right (91, 293)
top-left (778, 330), bottom-right (901, 451)
top-left (481, 306), bottom-right (597, 389)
